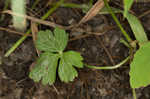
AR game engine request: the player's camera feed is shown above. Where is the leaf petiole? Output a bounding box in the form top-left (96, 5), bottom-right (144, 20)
top-left (85, 56), bottom-right (129, 70)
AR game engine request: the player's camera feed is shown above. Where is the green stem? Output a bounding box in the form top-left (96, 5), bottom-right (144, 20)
top-left (60, 3), bottom-right (85, 8)
top-left (103, 0), bottom-right (132, 43)
top-left (4, 0), bottom-right (64, 57)
top-left (85, 56), bottom-right (129, 70)
top-left (5, 29), bottom-right (31, 57)
top-left (120, 38), bottom-right (131, 48)
top-left (132, 88), bottom-right (137, 99)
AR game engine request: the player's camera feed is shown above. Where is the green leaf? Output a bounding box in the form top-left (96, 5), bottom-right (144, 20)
top-left (58, 58), bottom-right (78, 82)
top-left (126, 13), bottom-right (148, 44)
top-left (54, 27), bottom-right (68, 52)
top-left (129, 42), bottom-right (150, 88)
top-left (58, 51), bottom-right (83, 82)
top-left (123, 0), bottom-right (134, 17)
top-left (29, 52), bottom-right (59, 85)
top-left (36, 28), bottom-right (68, 52)
top-left (63, 51), bottom-right (83, 68)
top-left (36, 30), bottom-right (56, 52)
top-left (30, 28), bottom-right (84, 85)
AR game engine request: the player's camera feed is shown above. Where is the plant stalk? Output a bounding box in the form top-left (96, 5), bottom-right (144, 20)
top-left (85, 56), bottom-right (129, 69)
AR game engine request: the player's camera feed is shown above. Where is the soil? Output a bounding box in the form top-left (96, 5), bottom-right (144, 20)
top-left (0, 0), bottom-right (150, 99)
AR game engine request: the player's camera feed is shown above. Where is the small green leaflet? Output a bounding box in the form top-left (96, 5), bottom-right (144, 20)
top-left (58, 51), bottom-right (83, 82)
top-left (36, 28), bottom-right (68, 52)
top-left (29, 52), bottom-right (59, 85)
top-left (29, 28), bottom-right (84, 85)
top-left (130, 42), bottom-right (150, 88)
top-left (62, 51), bottom-right (83, 68)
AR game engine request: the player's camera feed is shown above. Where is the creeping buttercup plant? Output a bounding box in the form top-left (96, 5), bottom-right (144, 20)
top-left (29, 28), bottom-right (84, 85)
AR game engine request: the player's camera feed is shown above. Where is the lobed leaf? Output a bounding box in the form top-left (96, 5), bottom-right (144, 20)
top-left (29, 52), bottom-right (59, 85)
top-left (36, 28), bottom-right (68, 52)
top-left (63, 51), bottom-right (83, 68)
top-left (130, 42), bottom-right (150, 88)
top-left (54, 27), bottom-right (68, 52)
top-left (36, 30), bottom-right (56, 52)
top-left (58, 51), bottom-right (83, 82)
top-left (30, 28), bottom-right (83, 85)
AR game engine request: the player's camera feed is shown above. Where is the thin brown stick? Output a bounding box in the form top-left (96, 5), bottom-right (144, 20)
top-left (70, 31), bottom-right (106, 41)
top-left (70, 25), bottom-right (116, 41)
top-left (52, 85), bottom-right (60, 95)
top-left (31, 22), bottom-right (41, 56)
top-left (0, 27), bottom-right (32, 36)
top-left (95, 36), bottom-right (115, 65)
top-left (2, 10), bottom-right (67, 29)
top-left (138, 10), bottom-right (150, 18)
top-left (79, 0), bottom-right (105, 25)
